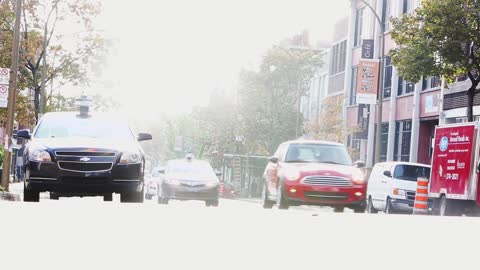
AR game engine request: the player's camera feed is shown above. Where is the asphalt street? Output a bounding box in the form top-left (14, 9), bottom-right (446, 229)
top-left (1, 184), bottom-right (478, 270)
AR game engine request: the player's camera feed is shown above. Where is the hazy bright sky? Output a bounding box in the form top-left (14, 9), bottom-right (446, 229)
top-left (67, 0), bottom-right (350, 120)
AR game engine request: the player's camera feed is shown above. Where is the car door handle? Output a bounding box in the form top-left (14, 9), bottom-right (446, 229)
top-left (381, 180), bottom-right (387, 183)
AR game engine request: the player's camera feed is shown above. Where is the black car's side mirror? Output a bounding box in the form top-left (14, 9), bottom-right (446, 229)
top-left (215, 170), bottom-right (223, 177)
top-left (269, 156), bottom-right (279, 164)
top-left (158, 168), bottom-right (165, 174)
top-left (137, 133), bottom-right (152, 141)
top-left (383, 170), bottom-right (392, 178)
top-left (354, 160), bottom-right (365, 168)
top-left (16, 129), bottom-right (31, 140)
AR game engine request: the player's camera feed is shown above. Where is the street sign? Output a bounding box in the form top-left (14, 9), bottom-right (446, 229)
top-left (356, 60), bottom-right (379, 104)
top-left (0, 85), bottom-right (8, 108)
top-left (361, 40), bottom-right (374, 59)
top-left (0, 68), bottom-right (10, 85)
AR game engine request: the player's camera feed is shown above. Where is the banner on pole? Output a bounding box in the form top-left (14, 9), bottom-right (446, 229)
top-left (356, 60), bottom-right (379, 104)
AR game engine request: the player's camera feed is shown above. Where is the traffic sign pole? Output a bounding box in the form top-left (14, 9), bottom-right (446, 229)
top-left (1, 0), bottom-right (22, 191)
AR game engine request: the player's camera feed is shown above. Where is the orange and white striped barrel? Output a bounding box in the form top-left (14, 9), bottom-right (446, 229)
top-left (413, 177), bottom-right (429, 215)
top-left (219, 183), bottom-right (224, 196)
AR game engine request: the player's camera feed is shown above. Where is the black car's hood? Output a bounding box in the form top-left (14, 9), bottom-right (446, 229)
top-left (29, 137), bottom-right (140, 153)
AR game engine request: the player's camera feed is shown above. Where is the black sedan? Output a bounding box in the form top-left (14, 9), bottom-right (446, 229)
top-left (17, 111), bottom-right (152, 202)
top-left (158, 158), bottom-right (221, 206)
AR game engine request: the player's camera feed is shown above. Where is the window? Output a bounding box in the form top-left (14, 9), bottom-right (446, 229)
top-left (383, 56), bottom-right (392, 98)
top-left (274, 143), bottom-right (288, 160)
top-left (381, 123), bottom-right (388, 162)
top-left (329, 40), bottom-right (347, 75)
top-left (403, 0), bottom-right (415, 14)
top-left (421, 76), bottom-right (441, 91)
top-left (354, 7), bottom-right (364, 47)
top-left (393, 165), bottom-right (431, 181)
top-left (284, 144), bottom-right (353, 166)
top-left (382, 0), bottom-right (391, 31)
top-left (394, 120), bottom-right (412, 161)
top-left (422, 77), bottom-right (428, 91)
top-left (430, 76), bottom-right (441, 88)
top-left (350, 66), bottom-right (358, 105)
top-left (398, 77), bottom-right (415, 96)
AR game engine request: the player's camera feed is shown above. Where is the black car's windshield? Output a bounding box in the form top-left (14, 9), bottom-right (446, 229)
top-left (34, 116), bottom-right (135, 140)
top-left (394, 165), bottom-right (431, 181)
top-left (284, 144), bottom-right (353, 166)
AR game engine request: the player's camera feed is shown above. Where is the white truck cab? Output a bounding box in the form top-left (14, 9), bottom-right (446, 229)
top-left (366, 162), bottom-right (431, 214)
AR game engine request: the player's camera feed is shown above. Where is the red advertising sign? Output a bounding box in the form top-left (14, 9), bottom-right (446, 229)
top-left (430, 125), bottom-right (475, 196)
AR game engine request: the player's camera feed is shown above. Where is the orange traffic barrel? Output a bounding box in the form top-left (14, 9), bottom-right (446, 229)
top-left (413, 177), bottom-right (429, 215)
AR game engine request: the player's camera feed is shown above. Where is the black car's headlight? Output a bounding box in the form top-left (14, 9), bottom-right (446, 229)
top-left (29, 148), bottom-right (51, 162)
top-left (120, 151), bottom-right (142, 164)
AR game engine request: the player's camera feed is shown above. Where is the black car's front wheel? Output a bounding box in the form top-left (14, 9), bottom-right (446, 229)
top-left (120, 188), bottom-right (144, 203)
top-left (49, 192), bottom-right (59, 200)
top-left (103, 193), bottom-right (113, 202)
top-left (23, 183), bottom-right (39, 202)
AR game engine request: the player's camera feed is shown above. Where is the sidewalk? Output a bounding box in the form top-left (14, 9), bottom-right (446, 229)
top-left (0, 181), bottom-right (22, 202)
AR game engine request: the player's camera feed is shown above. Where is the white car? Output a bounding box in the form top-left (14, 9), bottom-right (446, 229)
top-left (366, 162), bottom-right (431, 214)
top-left (145, 167), bottom-right (165, 200)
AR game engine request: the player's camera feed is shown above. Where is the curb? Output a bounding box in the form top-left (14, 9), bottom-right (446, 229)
top-left (0, 191), bottom-right (21, 201)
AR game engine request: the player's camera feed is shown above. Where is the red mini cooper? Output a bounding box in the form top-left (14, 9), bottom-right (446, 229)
top-left (262, 140), bottom-right (366, 212)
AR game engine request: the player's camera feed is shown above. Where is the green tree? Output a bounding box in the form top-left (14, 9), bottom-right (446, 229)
top-left (238, 46), bottom-right (323, 154)
top-left (0, 0), bottom-right (111, 122)
top-left (390, 0), bottom-right (480, 121)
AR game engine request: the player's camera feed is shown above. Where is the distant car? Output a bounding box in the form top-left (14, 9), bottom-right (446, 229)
top-left (219, 182), bottom-right (236, 199)
top-left (145, 166), bottom-right (165, 200)
top-left (262, 140), bottom-right (367, 212)
top-left (366, 162), bottom-right (431, 214)
top-left (17, 100), bottom-right (152, 203)
top-left (158, 158), bottom-right (221, 206)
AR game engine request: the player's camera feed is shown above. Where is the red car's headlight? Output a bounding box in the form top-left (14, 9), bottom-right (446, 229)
top-left (352, 169), bottom-right (366, 184)
top-left (284, 168), bottom-right (301, 181)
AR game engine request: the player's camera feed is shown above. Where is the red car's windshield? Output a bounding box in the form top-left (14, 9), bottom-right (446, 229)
top-left (284, 144), bottom-right (353, 166)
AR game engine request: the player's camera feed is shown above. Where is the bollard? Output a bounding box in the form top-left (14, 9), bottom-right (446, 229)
top-left (413, 177), bottom-right (429, 215)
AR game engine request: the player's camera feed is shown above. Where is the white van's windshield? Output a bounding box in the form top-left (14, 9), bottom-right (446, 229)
top-left (394, 165), bottom-right (431, 182)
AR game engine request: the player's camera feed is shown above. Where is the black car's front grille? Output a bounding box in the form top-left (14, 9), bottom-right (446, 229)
top-left (58, 162), bottom-right (113, 172)
top-left (55, 151), bottom-right (116, 157)
top-left (304, 191), bottom-right (348, 201)
top-left (63, 177), bottom-right (110, 185)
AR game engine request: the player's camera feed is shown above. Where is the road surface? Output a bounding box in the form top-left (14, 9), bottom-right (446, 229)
top-left (1, 184), bottom-right (479, 269)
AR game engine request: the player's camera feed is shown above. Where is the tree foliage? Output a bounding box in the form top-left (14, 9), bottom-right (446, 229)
top-left (390, 0), bottom-right (480, 121)
top-left (238, 47), bottom-right (323, 154)
top-left (0, 0), bottom-right (111, 123)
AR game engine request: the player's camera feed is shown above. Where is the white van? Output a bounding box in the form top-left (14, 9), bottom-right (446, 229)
top-left (366, 162), bottom-right (431, 214)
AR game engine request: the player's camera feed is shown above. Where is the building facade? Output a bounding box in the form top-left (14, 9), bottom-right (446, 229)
top-left (344, 0), bottom-right (441, 167)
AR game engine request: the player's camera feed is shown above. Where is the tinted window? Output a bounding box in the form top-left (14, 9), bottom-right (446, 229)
top-left (35, 116), bottom-right (135, 140)
top-left (393, 165), bottom-right (430, 181)
top-left (284, 144), bottom-right (352, 166)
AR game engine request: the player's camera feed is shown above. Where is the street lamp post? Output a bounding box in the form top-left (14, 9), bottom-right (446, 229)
top-left (361, 0), bottom-right (385, 165)
top-left (1, 0), bottom-right (22, 191)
